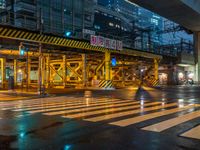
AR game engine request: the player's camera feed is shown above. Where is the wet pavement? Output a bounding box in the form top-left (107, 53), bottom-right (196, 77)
top-left (0, 86), bottom-right (200, 150)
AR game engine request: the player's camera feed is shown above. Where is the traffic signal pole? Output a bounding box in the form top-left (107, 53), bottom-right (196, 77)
top-left (38, 43), bottom-right (42, 95)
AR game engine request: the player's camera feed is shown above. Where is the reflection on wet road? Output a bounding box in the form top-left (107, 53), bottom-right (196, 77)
top-left (0, 87), bottom-right (200, 149)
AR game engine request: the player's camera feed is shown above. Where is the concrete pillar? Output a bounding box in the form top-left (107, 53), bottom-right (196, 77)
top-left (0, 58), bottom-right (6, 88)
top-left (82, 54), bottom-right (87, 87)
top-left (63, 55), bottom-right (67, 88)
top-left (105, 51), bottom-right (111, 80)
top-left (154, 58), bottom-right (159, 80)
top-left (194, 32), bottom-right (200, 83)
top-left (14, 59), bottom-right (17, 86)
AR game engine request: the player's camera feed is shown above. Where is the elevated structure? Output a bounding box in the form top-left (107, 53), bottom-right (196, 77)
top-left (128, 0), bottom-right (200, 82)
top-left (128, 0), bottom-right (200, 31)
top-left (0, 25), bottom-right (161, 90)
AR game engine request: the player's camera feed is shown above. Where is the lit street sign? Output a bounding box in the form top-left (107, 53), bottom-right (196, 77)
top-left (90, 35), bottom-right (123, 50)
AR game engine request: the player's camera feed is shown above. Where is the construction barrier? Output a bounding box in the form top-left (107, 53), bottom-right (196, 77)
top-left (98, 80), bottom-right (113, 89)
top-left (148, 78), bottom-right (159, 87)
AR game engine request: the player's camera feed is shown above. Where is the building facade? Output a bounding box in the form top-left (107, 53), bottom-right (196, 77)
top-left (2, 0), bottom-right (95, 38)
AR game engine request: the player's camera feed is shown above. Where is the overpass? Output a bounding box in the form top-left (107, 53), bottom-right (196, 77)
top-left (0, 25), bottom-right (161, 91)
top-left (128, 0), bottom-right (200, 82)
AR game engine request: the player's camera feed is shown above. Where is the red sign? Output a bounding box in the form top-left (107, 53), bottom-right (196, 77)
top-left (90, 35), bottom-right (123, 50)
top-left (116, 40), bottom-right (123, 50)
top-left (97, 36), bottom-right (105, 47)
top-left (110, 40), bottom-right (116, 50)
top-left (90, 35), bottom-right (98, 46)
top-left (105, 38), bottom-right (111, 49)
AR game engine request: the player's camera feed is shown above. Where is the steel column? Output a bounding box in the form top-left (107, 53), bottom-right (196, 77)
top-left (105, 51), bottom-right (111, 80)
top-left (41, 56), bottom-right (45, 86)
top-left (14, 59), bottom-right (17, 86)
top-left (38, 43), bottom-right (42, 94)
top-left (154, 58), bottom-right (159, 80)
top-left (0, 58), bottom-right (5, 88)
top-left (46, 55), bottom-right (50, 88)
top-left (82, 54), bottom-right (87, 87)
top-left (26, 52), bottom-right (31, 91)
top-left (63, 55), bottom-right (67, 88)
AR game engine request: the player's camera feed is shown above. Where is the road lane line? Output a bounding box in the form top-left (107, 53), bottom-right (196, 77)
top-left (109, 104), bottom-right (196, 127)
top-left (142, 109), bottom-right (200, 132)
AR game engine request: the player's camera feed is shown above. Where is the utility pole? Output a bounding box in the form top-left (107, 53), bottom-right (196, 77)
top-left (38, 7), bottom-right (43, 95)
top-left (38, 43), bottom-right (42, 95)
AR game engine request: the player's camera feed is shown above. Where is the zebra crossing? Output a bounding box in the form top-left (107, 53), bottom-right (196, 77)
top-left (0, 93), bottom-right (28, 101)
top-left (0, 96), bottom-right (200, 140)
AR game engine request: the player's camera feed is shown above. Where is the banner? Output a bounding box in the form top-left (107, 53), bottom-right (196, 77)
top-left (105, 38), bottom-right (111, 49)
top-left (97, 36), bottom-right (105, 47)
top-left (116, 40), bottom-right (123, 50)
top-left (90, 35), bottom-right (123, 50)
top-left (90, 35), bottom-right (98, 46)
top-left (110, 40), bottom-right (116, 50)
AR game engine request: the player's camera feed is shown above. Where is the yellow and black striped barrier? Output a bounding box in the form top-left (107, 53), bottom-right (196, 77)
top-left (99, 80), bottom-right (113, 89)
top-left (148, 78), bottom-right (159, 86)
top-left (0, 26), bottom-right (162, 59)
top-left (0, 26), bottom-right (106, 52)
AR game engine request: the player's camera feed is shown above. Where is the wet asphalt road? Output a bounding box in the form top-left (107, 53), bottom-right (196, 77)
top-left (0, 86), bottom-right (200, 150)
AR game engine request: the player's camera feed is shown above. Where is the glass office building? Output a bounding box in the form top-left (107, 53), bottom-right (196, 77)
top-left (4, 0), bottom-right (95, 38)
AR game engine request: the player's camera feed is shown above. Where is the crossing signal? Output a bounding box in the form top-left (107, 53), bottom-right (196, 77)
top-left (65, 31), bottom-right (72, 37)
top-left (19, 42), bottom-right (25, 56)
top-left (111, 57), bottom-right (117, 66)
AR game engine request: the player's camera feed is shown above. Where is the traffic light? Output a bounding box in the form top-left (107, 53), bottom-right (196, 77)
top-left (19, 42), bottom-right (25, 56)
top-left (64, 31), bottom-right (72, 37)
top-left (111, 57), bottom-right (117, 67)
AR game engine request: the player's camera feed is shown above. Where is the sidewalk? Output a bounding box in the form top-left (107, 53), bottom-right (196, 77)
top-left (0, 89), bottom-right (47, 101)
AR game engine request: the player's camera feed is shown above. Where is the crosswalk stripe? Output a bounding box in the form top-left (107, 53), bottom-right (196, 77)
top-left (61, 102), bottom-right (169, 119)
top-left (85, 102), bottom-right (177, 122)
top-left (13, 99), bottom-right (135, 112)
top-left (0, 96), bottom-right (67, 106)
top-left (109, 104), bottom-right (196, 127)
top-left (142, 109), bottom-right (200, 132)
top-left (44, 100), bottom-right (149, 116)
top-left (0, 97), bottom-right (117, 107)
top-left (181, 125), bottom-right (200, 140)
top-left (29, 100), bottom-right (141, 114)
top-left (3, 97), bottom-right (121, 110)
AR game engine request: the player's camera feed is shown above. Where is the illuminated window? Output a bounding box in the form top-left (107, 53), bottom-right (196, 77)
top-left (109, 22), bottom-right (114, 27)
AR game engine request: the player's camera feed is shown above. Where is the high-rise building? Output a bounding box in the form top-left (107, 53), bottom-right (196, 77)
top-left (95, 0), bottom-right (163, 51)
top-left (0, 0), bottom-right (6, 9)
top-left (3, 0), bottom-right (95, 38)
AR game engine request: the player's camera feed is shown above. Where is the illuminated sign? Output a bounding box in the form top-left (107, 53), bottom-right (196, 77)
top-left (111, 57), bottom-right (117, 66)
top-left (90, 35), bottom-right (123, 50)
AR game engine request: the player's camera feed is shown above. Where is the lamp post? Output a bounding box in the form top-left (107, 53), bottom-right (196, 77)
top-left (140, 69), bottom-right (144, 86)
